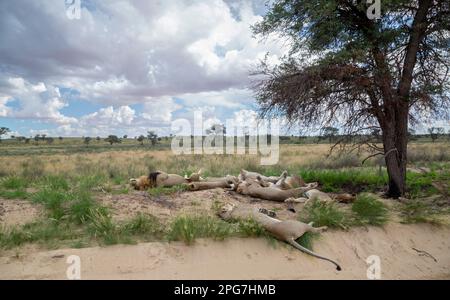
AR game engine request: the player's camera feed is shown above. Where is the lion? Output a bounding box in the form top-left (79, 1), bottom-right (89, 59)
top-left (218, 203), bottom-right (342, 271)
top-left (187, 175), bottom-right (239, 191)
top-left (130, 169), bottom-right (202, 190)
top-left (235, 178), bottom-right (314, 201)
top-left (256, 171), bottom-right (306, 190)
top-left (239, 169), bottom-right (281, 183)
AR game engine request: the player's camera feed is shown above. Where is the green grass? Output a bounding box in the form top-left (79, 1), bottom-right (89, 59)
top-left (234, 218), bottom-right (267, 238)
top-left (352, 194), bottom-right (388, 226)
top-left (86, 208), bottom-right (129, 245)
top-left (299, 200), bottom-right (351, 229)
top-left (0, 176), bottom-right (28, 190)
top-left (299, 169), bottom-right (387, 193)
top-left (148, 184), bottom-right (189, 197)
top-left (166, 215), bottom-right (234, 244)
top-left (38, 175), bottom-right (69, 191)
top-left (0, 220), bottom-right (82, 249)
top-left (398, 200), bottom-right (444, 225)
top-left (296, 232), bottom-right (318, 250)
top-left (32, 189), bottom-right (71, 220)
top-left (69, 190), bottom-right (107, 224)
top-left (122, 213), bottom-right (164, 239)
top-left (0, 189), bottom-right (29, 199)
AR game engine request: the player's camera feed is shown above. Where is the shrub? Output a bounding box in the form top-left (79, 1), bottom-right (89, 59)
top-left (166, 215), bottom-right (233, 244)
top-left (352, 194), bottom-right (388, 226)
top-left (299, 200), bottom-right (350, 229)
top-left (0, 176), bottom-right (28, 190)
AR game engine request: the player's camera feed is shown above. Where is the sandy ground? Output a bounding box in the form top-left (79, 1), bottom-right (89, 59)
top-left (0, 198), bottom-right (43, 227)
top-left (1, 188), bottom-right (449, 279)
top-left (1, 222), bottom-right (449, 280)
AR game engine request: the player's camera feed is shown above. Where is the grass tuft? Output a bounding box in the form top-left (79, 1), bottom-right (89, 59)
top-left (299, 200), bottom-right (350, 229)
top-left (166, 215), bottom-right (233, 244)
top-left (0, 176), bottom-right (28, 190)
top-left (399, 200), bottom-right (444, 225)
top-left (352, 194), bottom-right (388, 226)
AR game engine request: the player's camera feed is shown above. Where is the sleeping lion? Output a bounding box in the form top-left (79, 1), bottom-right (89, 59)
top-left (130, 169), bottom-right (202, 190)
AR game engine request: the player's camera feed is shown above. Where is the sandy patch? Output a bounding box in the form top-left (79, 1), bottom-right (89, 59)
top-left (96, 188), bottom-right (299, 222)
top-left (0, 198), bottom-right (43, 227)
top-left (1, 222), bottom-right (449, 279)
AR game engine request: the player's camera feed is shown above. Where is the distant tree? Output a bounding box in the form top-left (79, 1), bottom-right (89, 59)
top-left (16, 136), bottom-right (26, 143)
top-left (96, 136), bottom-right (101, 142)
top-left (25, 138), bottom-right (30, 144)
top-left (407, 129), bottom-right (418, 142)
top-left (123, 135), bottom-right (128, 139)
top-left (137, 135), bottom-right (145, 145)
top-left (34, 134), bottom-right (40, 144)
top-left (58, 136), bottom-right (63, 141)
top-left (147, 131), bottom-right (158, 146)
top-left (105, 135), bottom-right (121, 145)
top-left (0, 127), bottom-right (10, 142)
top-left (321, 127), bottom-right (339, 143)
top-left (41, 134), bottom-right (47, 141)
top-left (84, 136), bottom-right (92, 146)
top-left (428, 127), bottom-right (444, 142)
top-left (46, 137), bottom-right (54, 144)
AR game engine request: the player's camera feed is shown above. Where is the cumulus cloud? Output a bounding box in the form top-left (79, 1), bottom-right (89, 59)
top-left (1, 76), bottom-right (77, 124)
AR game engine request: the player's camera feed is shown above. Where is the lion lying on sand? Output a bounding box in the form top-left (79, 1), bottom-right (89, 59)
top-left (130, 169), bottom-right (353, 204)
top-left (218, 202), bottom-right (342, 271)
top-left (130, 169), bottom-right (202, 190)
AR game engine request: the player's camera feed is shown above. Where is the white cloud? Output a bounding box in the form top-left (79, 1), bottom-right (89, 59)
top-left (0, 96), bottom-right (12, 117)
top-left (82, 106), bottom-right (136, 126)
top-left (1, 77), bottom-right (77, 124)
top-left (141, 97), bottom-right (181, 123)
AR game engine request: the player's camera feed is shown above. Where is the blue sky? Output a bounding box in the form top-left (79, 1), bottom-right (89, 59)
top-left (0, 0), bottom-right (448, 138)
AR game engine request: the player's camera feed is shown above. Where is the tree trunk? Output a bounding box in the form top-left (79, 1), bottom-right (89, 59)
top-left (381, 103), bottom-right (409, 198)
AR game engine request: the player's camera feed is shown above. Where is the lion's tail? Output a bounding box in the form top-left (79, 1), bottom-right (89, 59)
top-left (288, 238), bottom-right (342, 271)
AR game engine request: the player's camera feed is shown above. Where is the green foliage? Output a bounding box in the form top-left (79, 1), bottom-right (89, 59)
top-left (166, 215), bottom-right (233, 244)
top-left (0, 189), bottom-right (29, 199)
top-left (0, 221), bottom-right (81, 249)
top-left (399, 200), bottom-right (443, 225)
top-left (122, 213), bottom-right (163, 238)
top-left (0, 176), bottom-right (28, 189)
top-left (352, 194), bottom-right (388, 226)
top-left (104, 135), bottom-right (121, 145)
top-left (32, 189), bottom-right (70, 220)
top-left (39, 175), bottom-right (69, 191)
top-left (299, 200), bottom-right (350, 229)
top-left (235, 218), bottom-right (267, 238)
top-left (296, 232), bottom-right (318, 250)
top-left (300, 169), bottom-right (387, 193)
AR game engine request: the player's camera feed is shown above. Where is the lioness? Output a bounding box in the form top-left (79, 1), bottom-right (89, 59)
top-left (236, 179), bottom-right (314, 201)
top-left (218, 203), bottom-right (342, 271)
